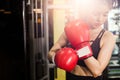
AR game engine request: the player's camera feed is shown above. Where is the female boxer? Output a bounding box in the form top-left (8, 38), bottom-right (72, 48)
top-left (48, 0), bottom-right (116, 80)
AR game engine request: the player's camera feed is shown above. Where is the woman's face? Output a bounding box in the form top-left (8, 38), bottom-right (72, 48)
top-left (83, 3), bottom-right (111, 29)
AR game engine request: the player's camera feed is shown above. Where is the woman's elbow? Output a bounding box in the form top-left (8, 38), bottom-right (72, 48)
top-left (92, 69), bottom-right (102, 78)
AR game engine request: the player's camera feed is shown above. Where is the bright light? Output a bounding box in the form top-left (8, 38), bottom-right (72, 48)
top-left (67, 0), bottom-right (97, 19)
top-left (70, 0), bottom-right (95, 8)
top-left (74, 0), bottom-right (92, 7)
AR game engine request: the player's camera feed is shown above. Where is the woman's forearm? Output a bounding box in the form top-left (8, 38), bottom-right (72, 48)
top-left (48, 33), bottom-right (68, 62)
top-left (48, 43), bottom-right (62, 62)
top-left (84, 57), bottom-right (103, 77)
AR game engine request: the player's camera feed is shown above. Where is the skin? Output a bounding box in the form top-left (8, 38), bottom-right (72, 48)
top-left (48, 1), bottom-right (116, 78)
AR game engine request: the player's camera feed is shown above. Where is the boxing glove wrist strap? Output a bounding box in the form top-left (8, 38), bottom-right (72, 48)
top-left (76, 46), bottom-right (92, 60)
top-left (52, 54), bottom-right (55, 64)
top-left (51, 49), bottom-right (59, 63)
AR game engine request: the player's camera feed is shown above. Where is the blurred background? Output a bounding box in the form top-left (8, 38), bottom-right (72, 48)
top-left (0, 0), bottom-right (120, 80)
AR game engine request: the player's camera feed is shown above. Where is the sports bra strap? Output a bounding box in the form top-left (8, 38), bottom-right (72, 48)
top-left (97, 29), bottom-right (105, 39)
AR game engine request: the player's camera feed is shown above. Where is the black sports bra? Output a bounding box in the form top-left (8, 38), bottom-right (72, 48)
top-left (77, 29), bottom-right (105, 67)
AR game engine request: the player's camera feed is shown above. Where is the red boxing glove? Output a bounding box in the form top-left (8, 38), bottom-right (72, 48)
top-left (54, 47), bottom-right (78, 72)
top-left (64, 19), bottom-right (93, 60)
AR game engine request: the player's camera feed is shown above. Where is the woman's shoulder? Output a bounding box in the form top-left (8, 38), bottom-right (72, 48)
top-left (100, 30), bottom-right (116, 49)
top-left (104, 30), bottom-right (115, 38)
top-left (102, 30), bottom-right (116, 43)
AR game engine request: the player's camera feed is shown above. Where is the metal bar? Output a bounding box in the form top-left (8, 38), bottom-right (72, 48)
top-left (48, 4), bottom-right (71, 9)
top-left (30, 0), bottom-right (36, 80)
top-left (33, 2), bottom-right (73, 10)
top-left (48, 64), bottom-right (56, 68)
top-left (27, 0), bottom-right (31, 5)
top-left (43, 0), bottom-right (50, 80)
top-left (33, 9), bottom-right (42, 13)
top-left (22, 0), bottom-right (28, 80)
top-left (40, 75), bottom-right (48, 80)
top-left (22, 0), bottom-right (27, 59)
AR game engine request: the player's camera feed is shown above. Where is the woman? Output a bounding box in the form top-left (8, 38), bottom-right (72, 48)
top-left (48, 0), bottom-right (116, 80)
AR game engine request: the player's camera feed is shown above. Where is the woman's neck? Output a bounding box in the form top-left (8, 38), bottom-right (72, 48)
top-left (89, 26), bottom-right (103, 33)
top-left (89, 26), bottom-right (103, 37)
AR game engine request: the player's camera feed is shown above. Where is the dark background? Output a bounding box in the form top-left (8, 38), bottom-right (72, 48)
top-left (0, 0), bottom-right (26, 80)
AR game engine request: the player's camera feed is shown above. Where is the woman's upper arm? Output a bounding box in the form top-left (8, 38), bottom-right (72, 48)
top-left (81, 31), bottom-right (116, 77)
top-left (56, 32), bottom-right (68, 47)
top-left (98, 31), bottom-right (116, 70)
